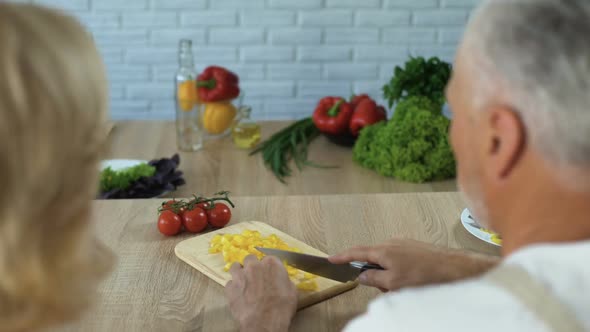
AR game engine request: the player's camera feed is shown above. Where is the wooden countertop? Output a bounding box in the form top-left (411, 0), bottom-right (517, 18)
top-left (107, 121), bottom-right (457, 197)
top-left (54, 192), bottom-right (498, 332)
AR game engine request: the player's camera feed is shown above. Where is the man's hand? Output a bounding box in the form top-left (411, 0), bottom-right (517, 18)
top-left (225, 255), bottom-right (298, 332)
top-left (329, 239), bottom-right (499, 292)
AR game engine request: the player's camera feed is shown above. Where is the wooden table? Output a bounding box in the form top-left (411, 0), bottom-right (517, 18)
top-left (108, 121), bottom-right (457, 197)
top-left (55, 192), bottom-right (498, 332)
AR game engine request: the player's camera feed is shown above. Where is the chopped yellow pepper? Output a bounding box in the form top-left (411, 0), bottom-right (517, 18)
top-left (209, 229), bottom-right (319, 291)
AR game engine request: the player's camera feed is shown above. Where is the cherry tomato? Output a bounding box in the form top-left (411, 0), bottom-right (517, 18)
top-left (206, 203), bottom-right (231, 228)
top-left (162, 200), bottom-right (185, 214)
top-left (158, 210), bottom-right (182, 236)
top-left (181, 208), bottom-right (208, 233)
top-left (196, 201), bottom-right (210, 210)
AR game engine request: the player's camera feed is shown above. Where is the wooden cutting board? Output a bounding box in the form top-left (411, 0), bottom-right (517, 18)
top-left (175, 221), bottom-right (358, 309)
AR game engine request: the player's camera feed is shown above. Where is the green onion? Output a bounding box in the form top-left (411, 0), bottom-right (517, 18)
top-left (250, 118), bottom-right (332, 183)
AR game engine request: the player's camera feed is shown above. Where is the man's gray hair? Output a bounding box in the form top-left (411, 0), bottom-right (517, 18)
top-left (464, 0), bottom-right (590, 168)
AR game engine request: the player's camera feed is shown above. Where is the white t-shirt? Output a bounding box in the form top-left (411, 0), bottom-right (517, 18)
top-left (344, 240), bottom-right (590, 332)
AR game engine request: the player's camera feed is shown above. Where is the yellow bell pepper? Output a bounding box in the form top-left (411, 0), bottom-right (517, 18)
top-left (209, 229), bottom-right (319, 291)
top-left (177, 80), bottom-right (200, 112)
top-left (203, 101), bottom-right (237, 135)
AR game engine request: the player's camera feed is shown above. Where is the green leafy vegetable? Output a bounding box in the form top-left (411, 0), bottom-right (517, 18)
top-left (353, 96), bottom-right (455, 183)
top-left (100, 163), bottom-right (156, 192)
top-left (382, 56), bottom-right (452, 109)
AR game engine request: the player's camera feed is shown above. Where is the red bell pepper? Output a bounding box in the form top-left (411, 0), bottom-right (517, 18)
top-left (312, 97), bottom-right (354, 136)
top-left (350, 94), bottom-right (372, 109)
top-left (349, 98), bottom-right (387, 136)
top-left (196, 66), bottom-right (240, 102)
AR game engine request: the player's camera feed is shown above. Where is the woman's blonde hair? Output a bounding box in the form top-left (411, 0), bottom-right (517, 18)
top-left (0, 3), bottom-right (114, 331)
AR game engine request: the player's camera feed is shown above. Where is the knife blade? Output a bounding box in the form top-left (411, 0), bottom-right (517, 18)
top-left (256, 247), bottom-right (383, 283)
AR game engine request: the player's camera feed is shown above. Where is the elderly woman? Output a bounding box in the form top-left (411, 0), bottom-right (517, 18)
top-left (0, 3), bottom-right (113, 331)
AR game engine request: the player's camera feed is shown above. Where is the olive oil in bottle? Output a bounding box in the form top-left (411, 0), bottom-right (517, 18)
top-left (232, 106), bottom-right (261, 149)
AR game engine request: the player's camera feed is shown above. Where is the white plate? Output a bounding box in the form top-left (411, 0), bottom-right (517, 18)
top-left (460, 208), bottom-right (501, 247)
top-left (101, 159), bottom-right (148, 171)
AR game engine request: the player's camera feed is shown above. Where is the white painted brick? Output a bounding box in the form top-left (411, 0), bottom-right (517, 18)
top-left (153, 65), bottom-right (179, 82)
top-left (181, 11), bottom-right (237, 26)
top-left (128, 84), bottom-right (173, 100)
top-left (353, 81), bottom-right (386, 102)
top-left (327, 0), bottom-right (380, 8)
top-left (439, 28), bottom-right (465, 44)
top-left (264, 99), bottom-right (317, 114)
top-left (78, 13), bottom-right (119, 29)
top-left (242, 10), bottom-right (296, 26)
top-left (386, 0), bottom-right (437, 8)
top-left (107, 65), bottom-right (150, 82)
top-left (33, 0), bottom-right (89, 10)
top-left (410, 46), bottom-right (457, 62)
top-left (297, 81), bottom-right (352, 99)
top-left (268, 0), bottom-right (322, 9)
top-left (268, 64), bottom-right (322, 80)
top-left (324, 64), bottom-right (379, 80)
top-left (151, 29), bottom-right (206, 46)
top-left (93, 0), bottom-right (148, 10)
top-left (299, 46), bottom-right (352, 62)
top-left (325, 28), bottom-right (379, 44)
top-left (355, 46), bottom-right (409, 61)
top-left (240, 82), bottom-right (295, 98)
top-left (109, 101), bottom-right (150, 117)
top-left (109, 85), bottom-right (125, 100)
top-left (222, 64), bottom-right (265, 80)
top-left (210, 0), bottom-right (265, 9)
top-left (122, 13), bottom-right (177, 28)
top-left (269, 28), bottom-right (321, 45)
top-left (264, 99), bottom-right (318, 120)
top-left (300, 10), bottom-right (353, 26)
top-left (355, 10), bottom-right (410, 26)
top-left (195, 47), bottom-right (239, 62)
top-left (180, 10), bottom-right (238, 27)
top-left (126, 48), bottom-right (176, 64)
top-left (93, 30), bottom-right (148, 47)
top-left (151, 101), bottom-right (176, 115)
top-left (442, 0), bottom-right (481, 7)
top-left (100, 49), bottom-right (124, 64)
top-left (242, 47), bottom-right (294, 62)
top-left (209, 28), bottom-right (265, 45)
top-left (382, 28), bottom-right (437, 44)
top-left (153, 0), bottom-right (207, 9)
top-left (413, 10), bottom-right (468, 26)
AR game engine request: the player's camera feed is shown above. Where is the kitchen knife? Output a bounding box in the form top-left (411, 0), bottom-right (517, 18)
top-left (256, 247), bottom-right (383, 283)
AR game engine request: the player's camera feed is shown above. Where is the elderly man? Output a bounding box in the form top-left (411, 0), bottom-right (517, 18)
top-left (225, 0), bottom-right (590, 331)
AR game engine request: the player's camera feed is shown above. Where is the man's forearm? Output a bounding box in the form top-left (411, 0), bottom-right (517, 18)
top-left (439, 250), bottom-right (500, 283)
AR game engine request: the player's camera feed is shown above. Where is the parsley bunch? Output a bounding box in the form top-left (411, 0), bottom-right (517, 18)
top-left (382, 56), bottom-right (452, 109)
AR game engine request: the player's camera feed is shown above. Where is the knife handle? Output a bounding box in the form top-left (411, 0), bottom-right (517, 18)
top-left (350, 261), bottom-right (384, 272)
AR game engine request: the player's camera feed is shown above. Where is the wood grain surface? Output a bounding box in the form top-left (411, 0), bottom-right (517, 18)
top-left (107, 121), bottom-right (457, 197)
top-left (53, 192), bottom-right (499, 332)
top-left (175, 221), bottom-right (358, 310)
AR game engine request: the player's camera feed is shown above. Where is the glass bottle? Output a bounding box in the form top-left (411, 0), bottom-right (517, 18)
top-left (232, 106), bottom-right (261, 149)
top-left (175, 39), bottom-right (203, 152)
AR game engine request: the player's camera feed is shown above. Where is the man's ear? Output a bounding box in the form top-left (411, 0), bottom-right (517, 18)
top-left (482, 105), bottom-right (526, 180)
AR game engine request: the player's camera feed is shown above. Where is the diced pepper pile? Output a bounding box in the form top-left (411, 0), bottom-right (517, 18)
top-left (209, 230), bottom-right (319, 291)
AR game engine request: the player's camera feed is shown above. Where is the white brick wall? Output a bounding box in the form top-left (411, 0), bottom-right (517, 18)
top-left (11, 0), bottom-right (481, 120)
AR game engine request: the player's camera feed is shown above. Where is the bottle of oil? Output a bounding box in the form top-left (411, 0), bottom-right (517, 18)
top-left (232, 106), bottom-right (261, 149)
